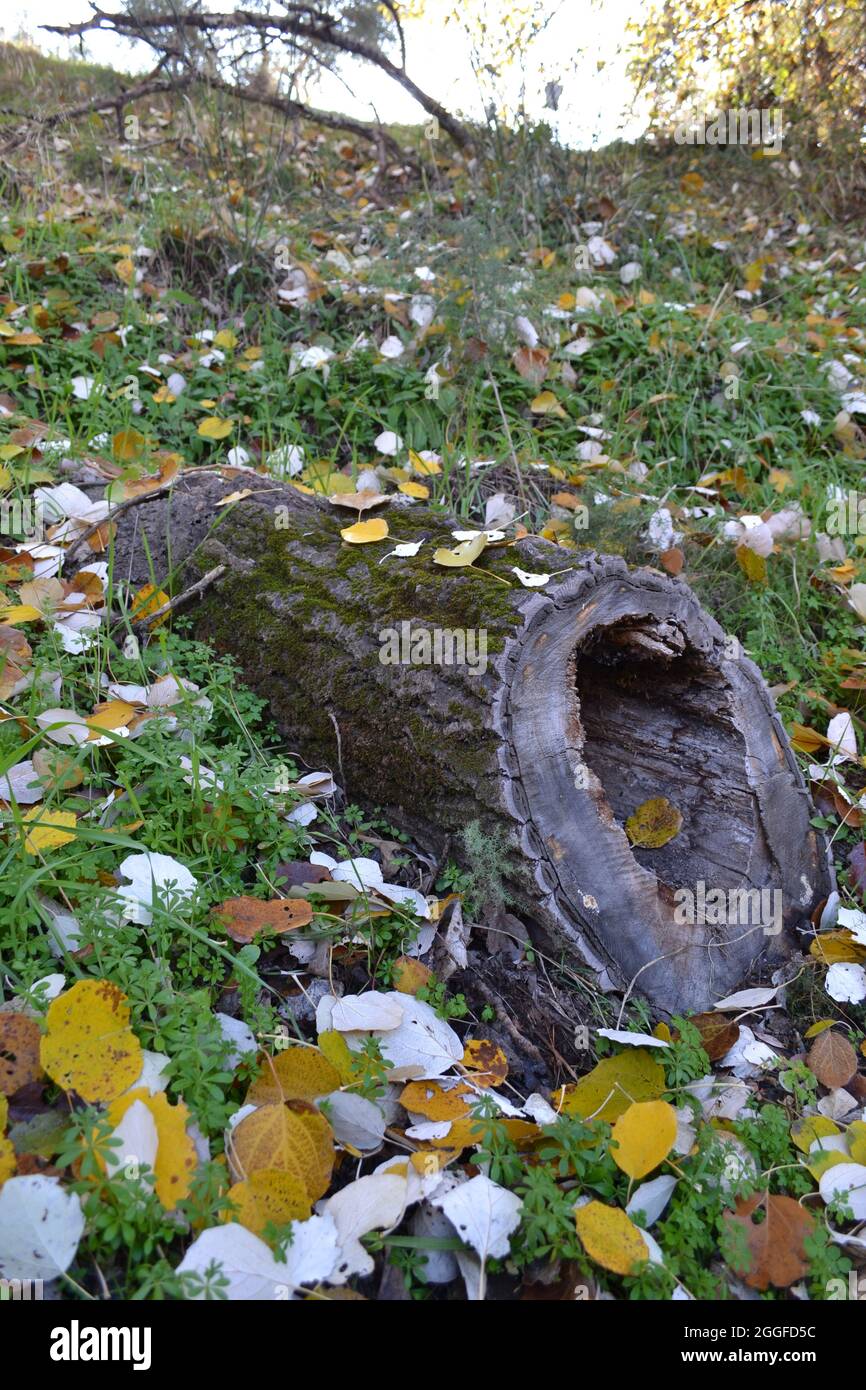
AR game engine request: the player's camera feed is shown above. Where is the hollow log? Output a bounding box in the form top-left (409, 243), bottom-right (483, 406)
top-left (112, 471), bottom-right (832, 1014)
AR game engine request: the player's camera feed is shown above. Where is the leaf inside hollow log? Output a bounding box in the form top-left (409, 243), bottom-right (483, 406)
top-left (625, 797), bottom-right (683, 849)
top-left (214, 896), bottom-right (313, 943)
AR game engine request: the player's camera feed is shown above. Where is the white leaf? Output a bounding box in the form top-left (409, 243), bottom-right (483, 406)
top-left (0, 1176), bottom-right (84, 1281)
top-left (713, 986), bottom-right (778, 1011)
top-left (215, 1013), bottom-right (257, 1069)
top-left (819, 1163), bottom-right (866, 1221)
top-left (319, 1174), bottom-right (407, 1282)
top-left (626, 1175), bottom-right (678, 1226)
top-left (177, 1218), bottom-right (338, 1298)
top-left (321, 1092), bottom-right (386, 1152)
top-left (597, 1028), bottom-right (670, 1049)
top-left (379, 335), bottom-right (404, 359)
top-left (0, 759), bottom-right (43, 805)
top-left (826, 712), bottom-right (858, 761)
top-left (105, 1099), bottom-right (158, 1182)
top-left (381, 540), bottom-right (424, 561)
top-left (514, 315), bottom-right (538, 347)
top-left (35, 708), bottom-right (90, 747)
top-left (374, 992), bottom-right (463, 1080)
top-left (826, 962), bottom-right (866, 1004)
top-left (433, 1174), bottom-right (522, 1261)
top-left (512, 567), bottom-right (551, 588)
top-left (330, 991), bottom-right (404, 1032)
top-left (375, 430), bottom-right (403, 456)
top-left (837, 906), bottom-right (866, 946)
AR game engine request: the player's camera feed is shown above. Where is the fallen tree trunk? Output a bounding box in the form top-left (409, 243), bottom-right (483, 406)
top-left (112, 471), bottom-right (832, 1014)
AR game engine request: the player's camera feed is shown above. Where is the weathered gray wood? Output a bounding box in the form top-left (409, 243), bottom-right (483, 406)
top-left (112, 471), bottom-right (832, 1014)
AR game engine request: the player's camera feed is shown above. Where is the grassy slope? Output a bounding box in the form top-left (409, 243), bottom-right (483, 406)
top-left (0, 42), bottom-right (863, 1301)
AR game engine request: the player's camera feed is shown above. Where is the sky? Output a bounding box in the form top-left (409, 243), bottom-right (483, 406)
top-left (2, 0), bottom-right (650, 150)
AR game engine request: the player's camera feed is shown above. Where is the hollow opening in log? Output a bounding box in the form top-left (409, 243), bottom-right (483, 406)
top-left (573, 619), bottom-right (759, 897)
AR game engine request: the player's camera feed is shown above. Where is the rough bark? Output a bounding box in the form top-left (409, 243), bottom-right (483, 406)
top-left (111, 470), bottom-right (832, 1014)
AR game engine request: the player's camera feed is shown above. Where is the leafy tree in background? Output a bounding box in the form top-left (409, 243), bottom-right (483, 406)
top-left (630, 0), bottom-right (866, 150)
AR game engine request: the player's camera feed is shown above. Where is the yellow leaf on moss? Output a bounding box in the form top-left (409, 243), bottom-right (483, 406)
top-left (114, 258), bottom-right (135, 286)
top-left (246, 1047), bottom-right (342, 1106)
top-left (227, 1169), bottom-right (311, 1235)
top-left (575, 1201), bottom-right (648, 1275)
top-left (23, 807), bottom-right (77, 855)
top-left (40, 979), bottom-right (142, 1103)
top-left (433, 535), bottom-right (487, 568)
top-left (198, 417), bottom-right (233, 440)
top-left (611, 1100), bottom-right (677, 1179)
top-left (340, 518), bottom-right (388, 544)
top-left (625, 797), bottom-right (682, 849)
top-left (399, 481), bottom-right (430, 500)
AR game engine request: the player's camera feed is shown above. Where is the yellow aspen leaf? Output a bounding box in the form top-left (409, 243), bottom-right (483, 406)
top-left (246, 1047), bottom-right (342, 1105)
top-left (112, 428), bottom-right (148, 462)
top-left (226, 1169), bottom-right (311, 1235)
top-left (556, 1049), bottom-right (665, 1125)
top-left (736, 543), bottom-right (767, 583)
top-left (230, 1104), bottom-right (333, 1199)
top-left (86, 700), bottom-right (137, 739)
top-left (804, 1149), bottom-right (848, 1182)
top-left (804, 1019), bottom-right (837, 1039)
top-left (433, 535), bottom-right (487, 568)
top-left (317, 1030), bottom-right (356, 1084)
top-left (610, 1100), bottom-right (677, 1179)
top-left (408, 450), bottom-right (441, 476)
top-left (400, 1080), bottom-right (474, 1122)
top-left (0, 1136), bottom-right (15, 1185)
top-left (574, 1201), bottom-right (648, 1275)
top-left (398, 481), bottom-right (430, 499)
top-left (108, 1088), bottom-right (197, 1210)
top-left (114, 258), bottom-right (135, 286)
top-left (0, 1014), bottom-right (42, 1094)
top-left (530, 390), bottom-right (567, 418)
top-left (7, 332), bottom-right (43, 345)
top-left (287, 1101), bottom-right (334, 1188)
top-left (198, 417), bottom-right (233, 440)
top-left (625, 796), bottom-right (682, 849)
top-left (809, 931), bottom-right (866, 964)
top-left (391, 956), bottom-right (433, 996)
top-left (0, 605), bottom-right (42, 625)
top-left (461, 1039), bottom-right (508, 1086)
top-left (213, 330), bottom-right (237, 350)
top-left (129, 584), bottom-right (171, 627)
top-left (848, 1122), bottom-right (866, 1165)
top-left (680, 171), bottom-right (704, 194)
top-left (23, 807), bottom-right (77, 855)
top-left (340, 518), bottom-right (388, 544)
top-left (0, 1095), bottom-right (7, 1130)
top-left (40, 979), bottom-right (142, 1103)
top-left (790, 1115), bottom-right (840, 1154)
